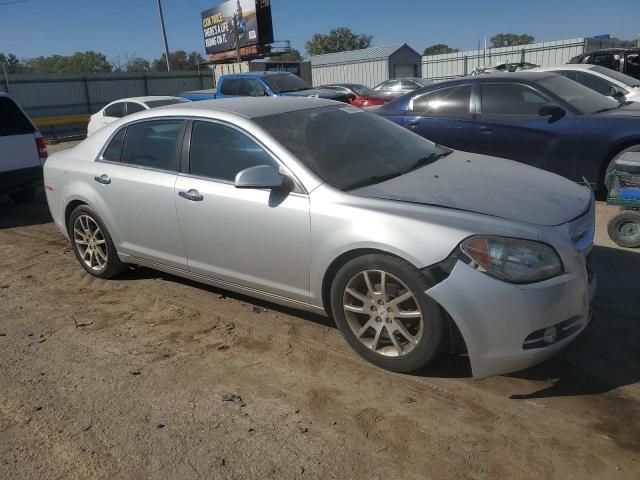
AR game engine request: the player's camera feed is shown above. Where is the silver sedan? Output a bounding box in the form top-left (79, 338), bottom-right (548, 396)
top-left (44, 97), bottom-right (596, 378)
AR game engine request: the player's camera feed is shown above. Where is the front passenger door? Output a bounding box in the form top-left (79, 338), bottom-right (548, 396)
top-left (174, 120), bottom-right (311, 302)
top-left (474, 83), bottom-right (578, 179)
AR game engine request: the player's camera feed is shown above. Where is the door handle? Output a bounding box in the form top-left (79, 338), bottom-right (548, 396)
top-left (94, 174), bottom-right (111, 185)
top-left (408, 118), bottom-right (421, 127)
top-left (179, 189), bottom-right (204, 202)
top-left (479, 126), bottom-right (492, 133)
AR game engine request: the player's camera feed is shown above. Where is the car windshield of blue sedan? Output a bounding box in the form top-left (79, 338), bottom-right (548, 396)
top-left (536, 75), bottom-right (620, 114)
top-left (255, 105), bottom-right (450, 191)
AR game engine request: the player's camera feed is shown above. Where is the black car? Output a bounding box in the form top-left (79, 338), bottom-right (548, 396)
top-left (569, 48), bottom-right (640, 80)
top-left (376, 72), bottom-right (640, 191)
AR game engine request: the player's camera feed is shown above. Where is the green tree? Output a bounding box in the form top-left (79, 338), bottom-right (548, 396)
top-left (26, 51), bottom-right (113, 74)
top-left (0, 53), bottom-right (29, 74)
top-left (151, 50), bottom-right (205, 71)
top-left (305, 27), bottom-right (373, 56)
top-left (126, 56), bottom-right (152, 73)
top-left (269, 48), bottom-right (304, 62)
top-left (490, 33), bottom-right (535, 48)
top-left (423, 44), bottom-right (459, 56)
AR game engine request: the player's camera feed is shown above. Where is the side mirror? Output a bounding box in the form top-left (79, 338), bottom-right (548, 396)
top-left (234, 165), bottom-right (283, 189)
top-left (538, 103), bottom-right (566, 120)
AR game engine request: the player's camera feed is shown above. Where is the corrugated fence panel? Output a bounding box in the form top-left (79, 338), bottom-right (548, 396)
top-left (422, 38), bottom-right (587, 81)
top-left (312, 59), bottom-right (388, 87)
top-left (1, 71), bottom-right (212, 139)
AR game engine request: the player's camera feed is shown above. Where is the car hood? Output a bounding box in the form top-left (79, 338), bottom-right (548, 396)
top-left (282, 88), bottom-right (346, 100)
top-left (351, 151), bottom-right (592, 226)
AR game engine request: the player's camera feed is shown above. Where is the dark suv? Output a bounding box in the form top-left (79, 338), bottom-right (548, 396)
top-left (569, 48), bottom-right (640, 80)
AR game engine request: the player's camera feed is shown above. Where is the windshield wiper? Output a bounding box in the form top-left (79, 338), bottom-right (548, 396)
top-left (344, 171), bottom-right (405, 191)
top-left (406, 150), bottom-right (453, 172)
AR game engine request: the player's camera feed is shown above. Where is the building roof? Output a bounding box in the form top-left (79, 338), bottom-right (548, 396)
top-left (311, 44), bottom-right (420, 67)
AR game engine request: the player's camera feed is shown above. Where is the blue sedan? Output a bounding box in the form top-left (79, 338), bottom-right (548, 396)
top-left (376, 72), bottom-right (640, 191)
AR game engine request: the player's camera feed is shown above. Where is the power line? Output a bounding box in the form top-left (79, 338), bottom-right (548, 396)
top-left (0, 0), bottom-right (29, 6)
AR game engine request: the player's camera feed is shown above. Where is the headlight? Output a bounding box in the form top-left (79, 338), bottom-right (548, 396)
top-left (460, 236), bottom-right (563, 284)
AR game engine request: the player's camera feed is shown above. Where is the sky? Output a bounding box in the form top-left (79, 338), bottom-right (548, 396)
top-left (0, 0), bottom-right (638, 61)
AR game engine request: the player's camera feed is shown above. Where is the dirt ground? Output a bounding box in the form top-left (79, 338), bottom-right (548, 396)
top-left (1, 142), bottom-right (639, 479)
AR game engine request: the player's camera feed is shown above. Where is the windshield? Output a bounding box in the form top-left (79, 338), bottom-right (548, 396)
top-left (145, 99), bottom-right (190, 108)
top-left (263, 74), bottom-right (311, 93)
top-left (254, 105), bottom-right (450, 191)
top-left (348, 84), bottom-right (377, 96)
top-left (536, 75), bottom-right (620, 114)
top-left (592, 66), bottom-right (640, 88)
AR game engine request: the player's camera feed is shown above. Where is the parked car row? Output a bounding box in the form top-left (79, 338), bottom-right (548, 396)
top-left (42, 92), bottom-right (599, 379)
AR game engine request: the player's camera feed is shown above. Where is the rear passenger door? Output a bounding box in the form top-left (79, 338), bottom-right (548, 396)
top-left (91, 119), bottom-right (188, 268)
top-left (403, 85), bottom-right (475, 151)
top-left (474, 83), bottom-right (578, 179)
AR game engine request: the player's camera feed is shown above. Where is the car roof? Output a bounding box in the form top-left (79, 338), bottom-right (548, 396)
top-left (435, 71), bottom-right (558, 86)
top-left (158, 96), bottom-right (340, 119)
top-left (222, 71), bottom-right (291, 77)
top-left (532, 64), bottom-right (596, 72)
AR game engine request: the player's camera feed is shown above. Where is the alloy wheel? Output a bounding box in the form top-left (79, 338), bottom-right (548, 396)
top-left (73, 215), bottom-right (108, 271)
top-left (342, 270), bottom-right (424, 357)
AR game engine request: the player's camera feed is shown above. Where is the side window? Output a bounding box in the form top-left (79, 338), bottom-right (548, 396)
top-left (120, 120), bottom-right (184, 171)
top-left (382, 80), bottom-right (400, 91)
top-left (412, 85), bottom-right (471, 115)
top-left (189, 121), bottom-right (279, 182)
top-left (104, 102), bottom-right (126, 118)
top-left (555, 70), bottom-right (579, 82)
top-left (102, 128), bottom-right (126, 162)
top-left (220, 78), bottom-right (266, 97)
top-left (592, 54), bottom-right (617, 70)
top-left (126, 102), bottom-right (146, 115)
top-left (400, 80), bottom-right (418, 90)
top-left (574, 72), bottom-right (615, 96)
top-left (0, 96), bottom-right (34, 136)
top-left (481, 84), bottom-right (549, 115)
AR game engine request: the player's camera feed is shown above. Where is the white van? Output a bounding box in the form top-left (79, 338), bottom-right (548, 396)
top-left (0, 92), bottom-right (47, 203)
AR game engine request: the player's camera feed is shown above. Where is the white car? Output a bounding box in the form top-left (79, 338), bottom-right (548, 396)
top-left (532, 64), bottom-right (640, 103)
top-left (0, 92), bottom-right (47, 203)
top-left (87, 96), bottom-right (190, 136)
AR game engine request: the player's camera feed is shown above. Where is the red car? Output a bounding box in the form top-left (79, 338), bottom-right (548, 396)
top-left (319, 83), bottom-right (390, 108)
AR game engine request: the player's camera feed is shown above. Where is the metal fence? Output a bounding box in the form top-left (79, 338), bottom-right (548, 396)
top-left (422, 38), bottom-right (586, 81)
top-left (0, 71), bottom-right (214, 139)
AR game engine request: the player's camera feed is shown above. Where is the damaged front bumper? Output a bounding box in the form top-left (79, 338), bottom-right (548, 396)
top-left (426, 252), bottom-right (596, 379)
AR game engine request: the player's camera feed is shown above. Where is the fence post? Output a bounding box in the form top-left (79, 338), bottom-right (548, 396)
top-left (521, 49), bottom-right (526, 63)
top-left (199, 72), bottom-right (204, 89)
top-left (83, 76), bottom-right (91, 114)
top-left (144, 74), bottom-right (149, 95)
top-left (463, 56), bottom-right (468, 76)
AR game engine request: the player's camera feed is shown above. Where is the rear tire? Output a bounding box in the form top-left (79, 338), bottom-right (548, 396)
top-left (68, 205), bottom-right (127, 278)
top-left (330, 254), bottom-right (446, 373)
top-left (10, 188), bottom-right (36, 204)
top-left (608, 210), bottom-right (640, 248)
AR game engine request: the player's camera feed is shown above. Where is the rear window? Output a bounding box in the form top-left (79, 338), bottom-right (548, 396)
top-left (0, 96), bottom-right (35, 136)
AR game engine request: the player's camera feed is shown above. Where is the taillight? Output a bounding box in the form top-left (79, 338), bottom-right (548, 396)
top-left (35, 136), bottom-right (48, 159)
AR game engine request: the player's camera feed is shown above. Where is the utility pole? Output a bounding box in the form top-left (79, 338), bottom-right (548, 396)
top-left (156, 0), bottom-right (171, 71)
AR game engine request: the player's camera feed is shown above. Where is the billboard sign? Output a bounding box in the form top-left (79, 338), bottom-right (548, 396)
top-left (201, 0), bottom-right (274, 56)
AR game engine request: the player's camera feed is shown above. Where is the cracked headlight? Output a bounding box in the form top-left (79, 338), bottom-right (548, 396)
top-left (460, 236), bottom-right (563, 284)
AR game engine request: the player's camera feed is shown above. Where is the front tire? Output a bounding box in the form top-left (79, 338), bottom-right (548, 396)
top-left (330, 254), bottom-right (446, 373)
top-left (68, 205), bottom-right (126, 278)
